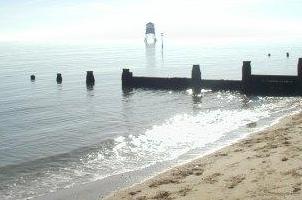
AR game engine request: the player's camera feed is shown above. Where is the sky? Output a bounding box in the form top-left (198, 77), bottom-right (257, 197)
top-left (1, 0), bottom-right (302, 43)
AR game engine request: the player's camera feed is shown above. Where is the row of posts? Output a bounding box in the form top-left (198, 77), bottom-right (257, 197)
top-left (268, 52), bottom-right (290, 57)
top-left (30, 58), bottom-right (302, 90)
top-left (242, 58), bottom-right (302, 80)
top-left (190, 58), bottom-right (302, 90)
top-left (192, 58), bottom-right (302, 92)
top-left (30, 71), bottom-right (95, 86)
top-left (242, 58), bottom-right (302, 91)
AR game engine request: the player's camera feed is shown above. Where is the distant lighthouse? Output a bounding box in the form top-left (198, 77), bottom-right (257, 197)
top-left (144, 22), bottom-right (157, 45)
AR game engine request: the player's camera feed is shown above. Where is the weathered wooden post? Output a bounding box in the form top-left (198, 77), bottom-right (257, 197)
top-left (242, 61), bottom-right (252, 93)
top-left (298, 58), bottom-right (302, 79)
top-left (30, 74), bottom-right (35, 81)
top-left (86, 71), bottom-right (95, 86)
top-left (297, 58), bottom-right (302, 92)
top-left (56, 73), bottom-right (62, 84)
top-left (191, 65), bottom-right (201, 84)
top-left (191, 65), bottom-right (202, 92)
top-left (122, 69), bottom-right (133, 88)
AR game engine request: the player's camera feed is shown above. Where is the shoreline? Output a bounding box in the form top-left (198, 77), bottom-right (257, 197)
top-left (104, 112), bottom-right (302, 200)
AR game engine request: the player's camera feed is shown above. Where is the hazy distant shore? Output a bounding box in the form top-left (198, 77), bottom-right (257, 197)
top-left (105, 112), bottom-right (302, 200)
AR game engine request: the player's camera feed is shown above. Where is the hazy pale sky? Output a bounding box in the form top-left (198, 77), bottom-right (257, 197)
top-left (1, 0), bottom-right (302, 43)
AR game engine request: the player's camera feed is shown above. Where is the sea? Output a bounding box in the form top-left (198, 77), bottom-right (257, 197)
top-left (0, 40), bottom-right (302, 200)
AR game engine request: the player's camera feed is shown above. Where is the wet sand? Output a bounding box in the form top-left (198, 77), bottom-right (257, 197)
top-left (104, 113), bottom-right (302, 200)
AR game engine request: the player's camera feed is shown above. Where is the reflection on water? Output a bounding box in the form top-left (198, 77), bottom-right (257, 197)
top-left (145, 44), bottom-right (156, 68)
top-left (86, 85), bottom-right (94, 90)
top-left (161, 47), bottom-right (164, 64)
top-left (122, 87), bottom-right (134, 98)
top-left (57, 83), bottom-right (63, 91)
top-left (192, 93), bottom-right (202, 105)
top-left (241, 96), bottom-right (251, 109)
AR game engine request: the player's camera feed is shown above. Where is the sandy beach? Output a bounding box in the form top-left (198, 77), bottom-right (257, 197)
top-left (104, 113), bottom-right (302, 200)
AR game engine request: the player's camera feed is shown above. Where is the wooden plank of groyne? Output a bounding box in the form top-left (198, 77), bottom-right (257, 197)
top-left (122, 59), bottom-right (302, 96)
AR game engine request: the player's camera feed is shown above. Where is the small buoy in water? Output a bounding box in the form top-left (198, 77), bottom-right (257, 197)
top-left (268, 53), bottom-right (271, 57)
top-left (30, 75), bottom-right (35, 81)
top-left (286, 52), bottom-right (289, 57)
top-left (56, 73), bottom-right (62, 84)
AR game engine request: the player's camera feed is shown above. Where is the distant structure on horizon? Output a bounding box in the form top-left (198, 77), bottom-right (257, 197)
top-left (144, 22), bottom-right (157, 46)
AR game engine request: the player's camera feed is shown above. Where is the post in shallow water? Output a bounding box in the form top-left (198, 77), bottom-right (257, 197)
top-left (30, 74), bottom-right (35, 81)
top-left (86, 71), bottom-right (95, 87)
top-left (191, 64), bottom-right (202, 92)
top-left (56, 73), bottom-right (62, 84)
top-left (242, 61), bottom-right (252, 93)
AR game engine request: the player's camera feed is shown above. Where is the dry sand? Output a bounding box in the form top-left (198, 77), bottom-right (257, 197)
top-left (104, 113), bottom-right (302, 200)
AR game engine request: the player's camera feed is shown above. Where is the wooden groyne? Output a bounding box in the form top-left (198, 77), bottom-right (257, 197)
top-left (122, 58), bottom-right (302, 96)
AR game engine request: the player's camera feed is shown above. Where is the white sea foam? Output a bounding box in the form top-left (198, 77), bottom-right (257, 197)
top-left (86, 96), bottom-right (301, 184)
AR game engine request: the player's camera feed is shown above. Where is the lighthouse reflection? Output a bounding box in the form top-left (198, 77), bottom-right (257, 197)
top-left (145, 43), bottom-right (156, 68)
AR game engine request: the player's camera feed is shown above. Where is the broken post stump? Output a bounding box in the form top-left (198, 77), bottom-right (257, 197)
top-left (30, 74), bottom-right (35, 81)
top-left (86, 71), bottom-right (95, 86)
top-left (298, 58), bottom-right (302, 79)
top-left (56, 73), bottom-right (62, 84)
top-left (122, 69), bottom-right (133, 88)
top-left (191, 64), bottom-right (202, 90)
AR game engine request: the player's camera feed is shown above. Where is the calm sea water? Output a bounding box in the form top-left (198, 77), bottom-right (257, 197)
top-left (0, 40), bottom-right (302, 199)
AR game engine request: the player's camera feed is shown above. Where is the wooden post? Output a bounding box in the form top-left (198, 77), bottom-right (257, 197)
top-left (242, 61), bottom-right (251, 93)
top-left (122, 69), bottom-right (133, 88)
top-left (191, 65), bottom-right (202, 90)
top-left (30, 74), bottom-right (35, 81)
top-left (56, 73), bottom-right (62, 84)
top-left (86, 71), bottom-right (95, 86)
top-left (298, 58), bottom-right (302, 79)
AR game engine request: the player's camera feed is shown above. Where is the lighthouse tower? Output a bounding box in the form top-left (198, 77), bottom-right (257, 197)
top-left (144, 22), bottom-right (157, 45)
